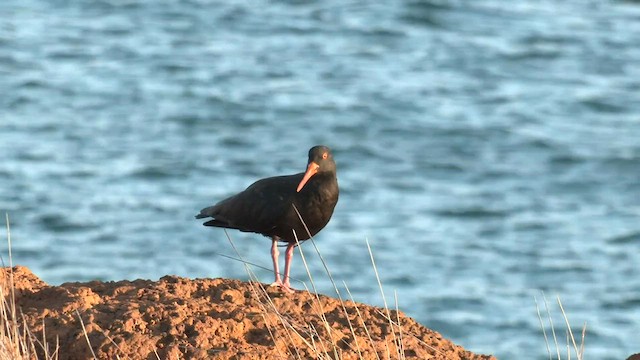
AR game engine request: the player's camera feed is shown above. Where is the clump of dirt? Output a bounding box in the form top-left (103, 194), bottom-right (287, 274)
top-left (1, 266), bottom-right (495, 359)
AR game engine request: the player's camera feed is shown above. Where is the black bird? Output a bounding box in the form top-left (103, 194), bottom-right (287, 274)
top-left (196, 145), bottom-right (339, 292)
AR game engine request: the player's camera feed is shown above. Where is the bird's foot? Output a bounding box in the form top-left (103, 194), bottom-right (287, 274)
top-left (269, 281), bottom-right (294, 293)
top-left (282, 283), bottom-right (294, 293)
top-left (280, 284), bottom-right (294, 293)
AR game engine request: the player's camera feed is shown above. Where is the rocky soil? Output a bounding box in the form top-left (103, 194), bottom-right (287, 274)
top-left (1, 266), bottom-right (495, 359)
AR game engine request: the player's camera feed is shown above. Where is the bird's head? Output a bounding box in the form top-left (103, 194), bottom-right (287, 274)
top-left (296, 145), bottom-right (336, 192)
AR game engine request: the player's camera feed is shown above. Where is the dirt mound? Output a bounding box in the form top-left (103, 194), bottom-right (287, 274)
top-left (1, 266), bottom-right (495, 359)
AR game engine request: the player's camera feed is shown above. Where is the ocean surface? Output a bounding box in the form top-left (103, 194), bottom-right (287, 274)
top-left (2, 0), bottom-right (639, 358)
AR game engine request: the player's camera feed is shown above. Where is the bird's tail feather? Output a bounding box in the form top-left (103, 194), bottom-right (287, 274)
top-left (195, 205), bottom-right (219, 219)
top-left (203, 219), bottom-right (236, 228)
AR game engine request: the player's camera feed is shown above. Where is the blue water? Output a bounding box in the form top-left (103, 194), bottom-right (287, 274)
top-left (2, 0), bottom-right (640, 358)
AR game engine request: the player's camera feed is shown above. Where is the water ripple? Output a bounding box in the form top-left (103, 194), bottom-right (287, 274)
top-left (1, 0), bottom-right (639, 358)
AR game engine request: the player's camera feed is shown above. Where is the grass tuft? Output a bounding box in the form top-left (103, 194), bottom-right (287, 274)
top-left (535, 292), bottom-right (586, 360)
top-left (2, 209), bottom-right (587, 359)
top-left (1, 214), bottom-right (58, 360)
top-left (222, 209), bottom-right (412, 359)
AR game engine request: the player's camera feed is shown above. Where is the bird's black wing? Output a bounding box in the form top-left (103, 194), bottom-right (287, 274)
top-left (196, 173), bottom-right (303, 235)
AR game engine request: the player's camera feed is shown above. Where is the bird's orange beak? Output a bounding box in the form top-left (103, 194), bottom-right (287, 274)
top-left (297, 162), bottom-right (319, 192)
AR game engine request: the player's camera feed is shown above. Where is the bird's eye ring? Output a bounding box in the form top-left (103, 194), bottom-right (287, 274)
top-left (322, 152), bottom-right (328, 160)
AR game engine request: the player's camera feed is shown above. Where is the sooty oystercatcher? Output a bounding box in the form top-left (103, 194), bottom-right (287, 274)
top-left (196, 145), bottom-right (339, 292)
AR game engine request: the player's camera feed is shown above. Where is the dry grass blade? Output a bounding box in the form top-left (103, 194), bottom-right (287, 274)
top-left (75, 309), bottom-right (97, 360)
top-left (305, 237), bottom-right (363, 357)
top-left (292, 205), bottom-right (364, 358)
top-left (223, 205), bottom-right (415, 360)
top-left (366, 238), bottom-right (401, 358)
top-left (535, 296), bottom-right (553, 360)
top-left (5, 214), bottom-right (17, 354)
top-left (215, 208), bottom-right (500, 360)
top-left (18, 312), bottom-right (36, 359)
top-left (308, 322), bottom-right (331, 359)
top-left (223, 230), bottom-right (307, 359)
top-left (54, 337), bottom-right (59, 360)
top-left (249, 280), bottom-right (306, 360)
top-left (291, 231), bottom-right (340, 359)
top-left (93, 324), bottom-right (124, 360)
top-left (536, 292), bottom-right (587, 360)
top-left (370, 307), bottom-right (444, 358)
top-left (41, 318), bottom-right (49, 360)
top-left (261, 313), bottom-right (287, 360)
top-left (1, 214), bottom-right (25, 360)
top-left (1, 214), bottom-right (60, 360)
top-left (542, 292), bottom-right (561, 360)
top-left (223, 233), bottom-right (295, 358)
top-left (557, 296), bottom-right (581, 360)
top-left (5, 214), bottom-right (12, 270)
top-left (394, 291), bottom-right (405, 360)
top-left (213, 251), bottom-right (306, 285)
top-left (343, 281), bottom-right (381, 360)
top-left (566, 330), bottom-right (570, 360)
top-left (579, 322), bottom-right (586, 357)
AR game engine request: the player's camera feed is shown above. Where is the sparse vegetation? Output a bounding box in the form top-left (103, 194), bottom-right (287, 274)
top-left (535, 292), bottom-right (586, 360)
top-left (2, 211), bottom-right (588, 359)
top-left (1, 214), bottom-right (58, 360)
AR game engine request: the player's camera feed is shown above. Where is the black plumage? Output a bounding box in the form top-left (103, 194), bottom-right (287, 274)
top-left (196, 145), bottom-right (339, 291)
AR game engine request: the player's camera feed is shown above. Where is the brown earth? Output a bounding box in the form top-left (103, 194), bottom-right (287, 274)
top-left (1, 266), bottom-right (496, 360)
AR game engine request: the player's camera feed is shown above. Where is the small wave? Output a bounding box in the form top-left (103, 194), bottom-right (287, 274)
top-left (18, 79), bottom-right (48, 90)
top-left (433, 207), bottom-right (509, 219)
top-left (579, 96), bottom-right (628, 114)
top-left (131, 166), bottom-right (175, 180)
top-left (607, 231), bottom-right (640, 244)
top-left (503, 47), bottom-right (562, 61)
top-left (400, 1), bottom-right (450, 29)
top-left (549, 153), bottom-right (587, 165)
top-left (38, 214), bottom-right (96, 233)
top-left (601, 296), bottom-right (640, 310)
top-left (15, 151), bottom-right (54, 162)
top-left (403, 0), bottom-right (454, 12)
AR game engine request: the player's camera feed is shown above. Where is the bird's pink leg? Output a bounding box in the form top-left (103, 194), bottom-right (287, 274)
top-left (269, 237), bottom-right (283, 287)
top-left (282, 243), bottom-right (295, 291)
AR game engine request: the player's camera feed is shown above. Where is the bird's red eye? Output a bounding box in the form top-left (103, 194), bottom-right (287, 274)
top-left (322, 152), bottom-right (328, 160)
